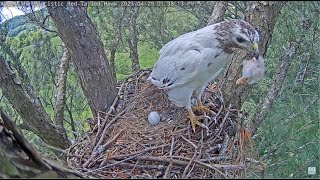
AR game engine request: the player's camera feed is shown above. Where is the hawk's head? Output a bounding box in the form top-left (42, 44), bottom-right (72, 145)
top-left (215, 19), bottom-right (260, 58)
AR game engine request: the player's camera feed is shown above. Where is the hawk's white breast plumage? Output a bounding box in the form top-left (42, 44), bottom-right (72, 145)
top-left (147, 19), bottom-right (260, 131)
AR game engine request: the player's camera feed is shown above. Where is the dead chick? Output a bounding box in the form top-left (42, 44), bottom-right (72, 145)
top-left (236, 55), bottom-right (265, 85)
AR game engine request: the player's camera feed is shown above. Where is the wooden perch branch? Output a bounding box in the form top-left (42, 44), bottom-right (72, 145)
top-left (247, 40), bottom-right (301, 135)
top-left (54, 50), bottom-right (70, 141)
top-left (207, 1), bottom-right (228, 26)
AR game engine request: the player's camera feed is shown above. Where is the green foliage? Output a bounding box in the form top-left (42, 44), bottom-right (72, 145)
top-left (242, 1), bottom-right (319, 178)
top-left (0, 2), bottom-right (319, 178)
top-left (115, 41), bottom-right (159, 80)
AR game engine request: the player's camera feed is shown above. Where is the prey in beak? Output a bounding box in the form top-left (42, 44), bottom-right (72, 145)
top-left (236, 55), bottom-right (265, 85)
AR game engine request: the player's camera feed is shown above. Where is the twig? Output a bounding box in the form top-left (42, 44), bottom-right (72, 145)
top-left (111, 144), bottom-right (169, 159)
top-left (182, 150), bottom-right (198, 178)
top-left (97, 112), bottom-right (101, 131)
top-left (109, 153), bottom-right (143, 169)
top-left (200, 156), bottom-right (232, 162)
top-left (110, 82), bottom-right (127, 114)
top-left (183, 129), bottom-right (204, 178)
top-left (99, 130), bottom-right (124, 167)
top-left (219, 133), bottom-right (230, 156)
top-left (95, 148), bottom-right (142, 170)
top-left (216, 105), bottom-right (224, 117)
top-left (208, 105), bottom-right (223, 127)
top-left (111, 153), bottom-right (245, 178)
top-left (135, 156), bottom-right (243, 178)
top-left (108, 160), bottom-right (166, 170)
top-left (93, 80), bottom-right (126, 137)
top-left (82, 161), bottom-right (165, 177)
top-left (172, 127), bottom-right (189, 135)
top-left (168, 155), bottom-right (245, 171)
top-left (83, 109), bottom-right (126, 168)
top-left (78, 121), bottom-right (92, 143)
top-left (208, 106), bottom-right (230, 144)
top-left (97, 109), bottom-right (126, 147)
top-left (89, 145), bottom-right (168, 173)
top-left (39, 141), bottom-right (66, 154)
top-left (217, 105), bottom-right (232, 137)
top-left (179, 134), bottom-right (198, 149)
top-left (135, 71), bottom-right (148, 93)
top-left (42, 157), bottom-right (86, 178)
top-left (164, 136), bottom-right (175, 178)
top-left (127, 135), bottom-right (149, 149)
top-left (66, 141), bottom-right (87, 163)
top-left (104, 131), bottom-right (123, 150)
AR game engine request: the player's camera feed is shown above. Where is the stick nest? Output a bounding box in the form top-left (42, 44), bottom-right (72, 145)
top-left (66, 70), bottom-right (265, 178)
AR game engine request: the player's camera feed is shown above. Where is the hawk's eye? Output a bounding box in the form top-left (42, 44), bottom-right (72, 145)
top-left (236, 37), bottom-right (245, 43)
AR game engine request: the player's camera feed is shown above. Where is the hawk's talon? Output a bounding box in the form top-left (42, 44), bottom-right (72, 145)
top-left (187, 109), bottom-right (207, 132)
top-left (192, 102), bottom-right (214, 114)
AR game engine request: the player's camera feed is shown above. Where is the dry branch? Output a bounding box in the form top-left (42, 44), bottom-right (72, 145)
top-left (54, 49), bottom-right (70, 141)
top-left (207, 1), bottom-right (228, 25)
top-left (0, 55), bottom-right (70, 148)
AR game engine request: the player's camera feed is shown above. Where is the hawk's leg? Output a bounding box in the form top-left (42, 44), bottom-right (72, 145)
top-left (193, 86), bottom-right (214, 114)
top-left (192, 98), bottom-right (214, 114)
top-left (187, 107), bottom-right (208, 132)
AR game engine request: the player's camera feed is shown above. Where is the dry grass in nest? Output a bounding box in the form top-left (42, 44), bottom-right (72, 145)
top-left (65, 70), bottom-right (265, 179)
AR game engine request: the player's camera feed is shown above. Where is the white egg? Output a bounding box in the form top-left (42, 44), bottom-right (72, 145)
top-left (148, 111), bottom-right (160, 125)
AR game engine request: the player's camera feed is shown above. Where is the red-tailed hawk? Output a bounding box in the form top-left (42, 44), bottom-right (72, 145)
top-left (148, 19), bottom-right (260, 131)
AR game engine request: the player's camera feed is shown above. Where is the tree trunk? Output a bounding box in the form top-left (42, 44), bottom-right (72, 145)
top-left (48, 6), bottom-right (117, 115)
top-left (54, 50), bottom-right (70, 141)
top-left (128, 6), bottom-right (140, 73)
top-left (207, 1), bottom-right (228, 26)
top-left (0, 56), bottom-right (70, 149)
top-left (218, 1), bottom-right (288, 109)
top-left (0, 42), bottom-right (43, 112)
top-left (0, 109), bottom-right (83, 178)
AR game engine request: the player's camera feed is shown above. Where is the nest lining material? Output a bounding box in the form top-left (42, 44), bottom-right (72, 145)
top-left (66, 70), bottom-right (265, 178)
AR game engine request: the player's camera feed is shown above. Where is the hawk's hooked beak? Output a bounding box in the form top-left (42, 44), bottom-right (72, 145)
top-left (252, 42), bottom-right (260, 59)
